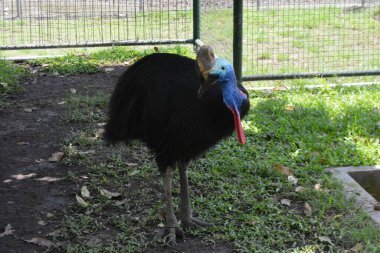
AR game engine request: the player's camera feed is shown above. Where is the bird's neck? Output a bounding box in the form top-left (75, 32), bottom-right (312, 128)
top-left (220, 81), bottom-right (247, 114)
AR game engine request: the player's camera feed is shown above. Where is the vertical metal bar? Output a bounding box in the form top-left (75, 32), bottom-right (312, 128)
top-left (233, 0), bottom-right (243, 83)
top-left (193, 0), bottom-right (200, 43)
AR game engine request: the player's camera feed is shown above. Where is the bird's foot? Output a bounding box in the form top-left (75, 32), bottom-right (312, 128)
top-left (159, 226), bottom-right (184, 246)
top-left (182, 216), bottom-right (214, 228)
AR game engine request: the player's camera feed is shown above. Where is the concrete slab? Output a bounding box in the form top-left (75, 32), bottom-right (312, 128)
top-left (328, 165), bottom-right (380, 225)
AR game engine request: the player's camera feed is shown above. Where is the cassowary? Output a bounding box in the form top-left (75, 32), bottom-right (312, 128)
top-left (104, 45), bottom-right (249, 243)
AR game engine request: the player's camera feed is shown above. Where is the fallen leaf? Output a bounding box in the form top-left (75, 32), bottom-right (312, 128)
top-left (70, 88), bottom-right (77, 94)
top-left (314, 183), bottom-right (322, 191)
top-left (274, 164), bottom-right (293, 176)
top-left (35, 159), bottom-right (45, 163)
top-left (81, 186), bottom-right (91, 198)
top-left (94, 129), bottom-right (104, 139)
top-left (157, 222), bottom-right (165, 228)
top-left (288, 175), bottom-right (299, 184)
top-left (25, 237), bottom-right (55, 248)
top-left (38, 220), bottom-right (47, 226)
top-left (76, 194), bottom-right (89, 207)
top-left (100, 188), bottom-right (122, 200)
top-left (318, 236), bottom-right (334, 245)
top-left (97, 122), bottom-right (107, 127)
top-left (57, 101), bottom-right (66, 105)
top-left (285, 105), bottom-right (294, 111)
top-left (24, 108), bottom-right (33, 113)
top-left (247, 220), bottom-right (256, 225)
top-left (46, 212), bottom-right (54, 218)
top-left (104, 67), bottom-right (115, 72)
top-left (349, 243), bottom-right (363, 252)
top-left (0, 224), bottom-right (15, 237)
top-left (304, 202), bottom-right (312, 216)
top-left (48, 152), bottom-right (64, 162)
top-left (280, 199), bottom-right (291, 207)
top-left (78, 150), bottom-right (96, 155)
top-left (295, 186), bottom-right (306, 192)
top-left (17, 141), bottom-right (30, 145)
top-left (127, 168), bottom-right (140, 176)
top-left (272, 85), bottom-right (288, 91)
top-left (126, 162), bottom-right (138, 167)
top-left (47, 229), bottom-right (62, 237)
top-left (0, 82), bottom-right (8, 88)
top-left (115, 198), bottom-right (128, 206)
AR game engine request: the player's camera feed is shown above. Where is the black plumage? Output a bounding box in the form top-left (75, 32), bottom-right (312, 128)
top-left (104, 49), bottom-right (249, 243)
top-left (105, 53), bottom-right (249, 171)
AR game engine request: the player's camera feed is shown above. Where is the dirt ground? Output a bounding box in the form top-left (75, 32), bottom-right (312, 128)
top-left (0, 66), bottom-right (233, 253)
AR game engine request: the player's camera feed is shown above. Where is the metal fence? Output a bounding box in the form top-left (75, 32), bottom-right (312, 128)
top-left (240, 0), bottom-right (380, 80)
top-left (1, 0), bottom-right (379, 80)
top-left (0, 0), bottom-right (193, 49)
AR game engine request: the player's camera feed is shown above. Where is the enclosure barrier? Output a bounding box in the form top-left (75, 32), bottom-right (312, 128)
top-left (1, 0), bottom-right (379, 80)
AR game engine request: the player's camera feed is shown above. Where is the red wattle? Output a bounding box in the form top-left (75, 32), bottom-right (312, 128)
top-left (230, 108), bottom-right (246, 144)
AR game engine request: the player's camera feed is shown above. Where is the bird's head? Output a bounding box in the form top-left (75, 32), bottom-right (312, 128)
top-left (196, 45), bottom-right (247, 144)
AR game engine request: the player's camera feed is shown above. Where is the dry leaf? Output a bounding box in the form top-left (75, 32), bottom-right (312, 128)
top-left (247, 220), bottom-right (256, 225)
top-left (318, 236), bottom-right (334, 245)
top-left (280, 199), bottom-right (291, 207)
top-left (97, 122), bottom-right (107, 127)
top-left (48, 152), bottom-right (64, 162)
top-left (46, 212), bottom-right (54, 218)
top-left (304, 202), bottom-right (313, 216)
top-left (349, 243), bottom-right (363, 252)
top-left (285, 105), bottom-right (294, 111)
top-left (104, 67), bottom-right (115, 72)
top-left (17, 141), bottom-right (30, 145)
top-left (0, 224), bottom-right (15, 237)
top-left (288, 175), bottom-right (299, 184)
top-left (25, 237), bottom-right (55, 248)
top-left (100, 188), bottom-right (122, 200)
top-left (81, 186), bottom-right (90, 198)
top-left (126, 162), bottom-right (138, 167)
top-left (76, 194), bottom-right (89, 207)
top-left (24, 108), bottom-right (33, 113)
top-left (272, 85), bottom-right (288, 91)
top-left (70, 88), bottom-right (77, 94)
top-left (47, 229), bottom-right (62, 237)
top-left (295, 186), bottom-right (306, 192)
top-left (78, 150), bottom-right (96, 155)
top-left (157, 222), bottom-right (165, 228)
top-left (57, 101), bottom-right (66, 105)
top-left (274, 164), bottom-right (293, 176)
top-left (115, 199), bottom-right (128, 206)
top-left (38, 220), bottom-right (47, 226)
top-left (314, 183), bottom-right (322, 191)
top-left (127, 169), bottom-right (140, 176)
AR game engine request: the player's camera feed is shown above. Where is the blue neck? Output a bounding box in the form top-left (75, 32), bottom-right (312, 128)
top-left (220, 80), bottom-right (247, 114)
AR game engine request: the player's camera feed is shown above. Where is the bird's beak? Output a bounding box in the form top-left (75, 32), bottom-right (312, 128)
top-left (196, 45), bottom-right (216, 98)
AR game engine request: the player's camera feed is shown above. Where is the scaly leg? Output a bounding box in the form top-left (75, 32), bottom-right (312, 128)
top-left (178, 162), bottom-right (213, 228)
top-left (161, 167), bottom-right (184, 244)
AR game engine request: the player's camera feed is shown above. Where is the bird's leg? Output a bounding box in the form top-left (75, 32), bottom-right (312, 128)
top-left (178, 162), bottom-right (213, 228)
top-left (161, 167), bottom-right (184, 244)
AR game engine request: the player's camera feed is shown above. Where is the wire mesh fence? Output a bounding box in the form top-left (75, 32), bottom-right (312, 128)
top-left (0, 0), bottom-right (193, 49)
top-left (243, 0), bottom-right (380, 78)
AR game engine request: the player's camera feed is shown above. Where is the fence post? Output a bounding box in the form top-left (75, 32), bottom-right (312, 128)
top-left (233, 0), bottom-right (243, 83)
top-left (193, 0), bottom-right (200, 43)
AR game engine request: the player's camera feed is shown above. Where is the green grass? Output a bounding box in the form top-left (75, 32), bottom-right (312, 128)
top-left (201, 6), bottom-right (380, 77)
top-left (0, 59), bottom-right (27, 108)
top-left (30, 45), bottom-right (194, 75)
top-left (58, 85), bottom-right (380, 252)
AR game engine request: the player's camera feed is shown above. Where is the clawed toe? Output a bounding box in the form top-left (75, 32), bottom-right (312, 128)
top-left (160, 227), bottom-right (185, 245)
top-left (182, 217), bottom-right (214, 228)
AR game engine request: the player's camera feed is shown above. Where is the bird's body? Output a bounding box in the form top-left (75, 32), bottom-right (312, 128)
top-left (105, 49), bottom-right (249, 244)
top-left (105, 53), bottom-right (249, 171)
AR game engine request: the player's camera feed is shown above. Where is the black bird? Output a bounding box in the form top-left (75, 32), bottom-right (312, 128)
top-left (104, 45), bottom-right (250, 243)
